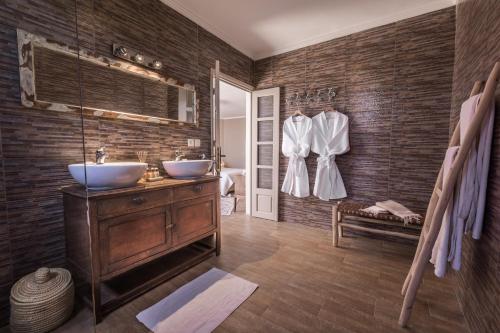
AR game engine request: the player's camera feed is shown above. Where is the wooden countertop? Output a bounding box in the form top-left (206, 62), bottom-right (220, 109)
top-left (61, 175), bottom-right (220, 199)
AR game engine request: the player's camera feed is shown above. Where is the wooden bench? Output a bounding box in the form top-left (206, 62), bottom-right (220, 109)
top-left (332, 201), bottom-right (423, 247)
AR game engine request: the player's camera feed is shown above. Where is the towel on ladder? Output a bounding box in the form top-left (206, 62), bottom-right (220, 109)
top-left (430, 93), bottom-right (495, 277)
top-left (431, 146), bottom-right (459, 278)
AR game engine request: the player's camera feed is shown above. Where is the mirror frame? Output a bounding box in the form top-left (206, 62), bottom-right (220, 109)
top-left (17, 29), bottom-right (199, 126)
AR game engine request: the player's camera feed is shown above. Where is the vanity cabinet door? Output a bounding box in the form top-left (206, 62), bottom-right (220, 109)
top-left (172, 195), bottom-right (217, 245)
top-left (99, 206), bottom-right (173, 278)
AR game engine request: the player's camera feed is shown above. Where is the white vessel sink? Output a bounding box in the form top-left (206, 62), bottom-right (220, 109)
top-left (68, 162), bottom-right (148, 190)
top-left (162, 160), bottom-right (213, 179)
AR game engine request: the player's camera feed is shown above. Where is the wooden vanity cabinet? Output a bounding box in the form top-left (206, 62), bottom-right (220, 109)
top-left (62, 176), bottom-right (220, 322)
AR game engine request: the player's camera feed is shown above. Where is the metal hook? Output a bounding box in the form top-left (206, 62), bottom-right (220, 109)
top-left (305, 91), bottom-right (314, 104)
top-left (294, 92), bottom-right (301, 106)
top-left (327, 88), bottom-right (336, 102)
top-left (315, 88), bottom-right (324, 104)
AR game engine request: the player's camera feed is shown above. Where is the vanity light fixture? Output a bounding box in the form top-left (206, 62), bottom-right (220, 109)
top-left (112, 43), bottom-right (162, 71)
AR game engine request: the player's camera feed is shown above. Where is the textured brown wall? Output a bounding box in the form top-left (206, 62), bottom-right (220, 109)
top-left (0, 0), bottom-right (252, 325)
top-left (254, 8), bottom-right (456, 229)
top-left (452, 1), bottom-right (500, 332)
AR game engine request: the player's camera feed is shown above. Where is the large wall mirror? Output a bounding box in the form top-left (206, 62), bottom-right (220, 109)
top-left (17, 29), bottom-right (197, 125)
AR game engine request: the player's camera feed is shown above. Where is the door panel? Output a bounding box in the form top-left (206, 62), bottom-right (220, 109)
top-left (251, 87), bottom-right (280, 221)
top-left (99, 207), bottom-right (172, 275)
top-left (257, 144), bottom-right (273, 165)
top-left (172, 195), bottom-right (217, 245)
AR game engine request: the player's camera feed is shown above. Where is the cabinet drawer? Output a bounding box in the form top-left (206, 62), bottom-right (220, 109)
top-left (97, 189), bottom-right (172, 219)
top-left (173, 181), bottom-right (217, 201)
top-left (99, 207), bottom-right (172, 277)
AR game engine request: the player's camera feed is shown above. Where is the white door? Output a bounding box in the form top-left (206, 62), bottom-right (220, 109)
top-left (251, 87), bottom-right (280, 221)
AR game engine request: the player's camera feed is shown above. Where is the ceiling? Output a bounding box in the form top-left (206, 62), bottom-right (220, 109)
top-left (161, 0), bottom-right (455, 60)
top-left (220, 81), bottom-right (247, 119)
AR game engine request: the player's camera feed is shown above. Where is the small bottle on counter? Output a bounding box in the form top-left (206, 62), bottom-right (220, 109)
top-left (145, 166), bottom-right (163, 181)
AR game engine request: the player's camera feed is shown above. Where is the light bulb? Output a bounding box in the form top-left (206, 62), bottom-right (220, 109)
top-left (152, 60), bottom-right (162, 69)
top-left (134, 53), bottom-right (144, 63)
top-left (115, 46), bottom-right (128, 57)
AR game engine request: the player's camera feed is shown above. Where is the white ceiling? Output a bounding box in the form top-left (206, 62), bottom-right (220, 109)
top-left (161, 0), bottom-right (455, 60)
top-left (220, 81), bottom-right (247, 119)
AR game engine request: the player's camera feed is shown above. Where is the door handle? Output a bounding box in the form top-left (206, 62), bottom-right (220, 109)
top-left (131, 196), bottom-right (145, 205)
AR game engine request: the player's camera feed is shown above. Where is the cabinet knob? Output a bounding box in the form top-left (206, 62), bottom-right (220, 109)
top-left (193, 184), bottom-right (203, 192)
top-left (132, 196), bottom-right (145, 205)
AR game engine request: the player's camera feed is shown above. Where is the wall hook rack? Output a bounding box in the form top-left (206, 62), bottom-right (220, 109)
top-left (285, 87), bottom-right (336, 107)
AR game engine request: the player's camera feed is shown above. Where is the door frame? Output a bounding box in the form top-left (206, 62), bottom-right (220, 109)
top-left (210, 67), bottom-right (254, 215)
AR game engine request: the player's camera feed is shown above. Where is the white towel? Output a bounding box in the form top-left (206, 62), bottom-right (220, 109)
top-left (429, 93), bottom-right (495, 277)
top-left (360, 205), bottom-right (388, 216)
top-left (449, 93), bottom-right (494, 272)
top-left (431, 146), bottom-right (459, 278)
top-left (375, 200), bottom-right (422, 225)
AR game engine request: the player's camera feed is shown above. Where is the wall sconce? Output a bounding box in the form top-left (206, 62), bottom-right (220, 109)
top-left (112, 44), bottom-right (162, 71)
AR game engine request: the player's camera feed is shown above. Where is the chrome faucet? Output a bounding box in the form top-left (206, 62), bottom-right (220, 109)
top-left (199, 153), bottom-right (206, 160)
top-left (96, 147), bottom-right (108, 164)
top-left (175, 148), bottom-right (185, 161)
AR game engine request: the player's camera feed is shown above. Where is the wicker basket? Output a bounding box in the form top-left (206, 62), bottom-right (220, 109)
top-left (10, 267), bottom-right (74, 333)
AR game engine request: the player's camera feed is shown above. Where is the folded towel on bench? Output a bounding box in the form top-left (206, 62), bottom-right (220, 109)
top-left (375, 200), bottom-right (422, 226)
top-left (360, 205), bottom-right (388, 216)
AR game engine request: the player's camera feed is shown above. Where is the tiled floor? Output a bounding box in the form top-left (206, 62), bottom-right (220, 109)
top-left (5, 213), bottom-right (468, 332)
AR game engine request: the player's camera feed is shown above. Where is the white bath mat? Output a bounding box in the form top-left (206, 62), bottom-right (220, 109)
top-left (220, 196), bottom-right (235, 216)
top-left (136, 268), bottom-right (258, 333)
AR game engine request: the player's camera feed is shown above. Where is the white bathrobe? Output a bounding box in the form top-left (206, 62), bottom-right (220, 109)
top-left (430, 93), bottom-right (495, 277)
top-left (311, 111), bottom-right (350, 201)
top-left (281, 115), bottom-right (313, 198)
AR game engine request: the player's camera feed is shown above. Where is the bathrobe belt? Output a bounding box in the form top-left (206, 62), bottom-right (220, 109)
top-left (317, 154), bottom-right (335, 169)
top-left (288, 153), bottom-right (307, 178)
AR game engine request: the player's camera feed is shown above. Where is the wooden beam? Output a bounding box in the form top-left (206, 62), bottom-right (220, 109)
top-left (339, 223), bottom-right (420, 241)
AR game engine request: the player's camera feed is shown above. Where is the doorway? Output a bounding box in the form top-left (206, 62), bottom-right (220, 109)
top-left (212, 64), bottom-right (280, 221)
top-left (218, 79), bottom-right (252, 215)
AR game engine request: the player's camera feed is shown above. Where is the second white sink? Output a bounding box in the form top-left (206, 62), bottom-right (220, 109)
top-left (162, 160), bottom-right (213, 179)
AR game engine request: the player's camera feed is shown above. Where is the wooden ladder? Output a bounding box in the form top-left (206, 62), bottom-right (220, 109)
top-left (399, 61), bottom-right (500, 327)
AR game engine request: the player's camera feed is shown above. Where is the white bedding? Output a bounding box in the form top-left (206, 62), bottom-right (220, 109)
top-left (220, 168), bottom-right (245, 196)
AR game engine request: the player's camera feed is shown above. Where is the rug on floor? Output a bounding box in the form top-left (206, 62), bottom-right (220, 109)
top-left (136, 268), bottom-right (258, 333)
top-left (220, 196), bottom-right (235, 216)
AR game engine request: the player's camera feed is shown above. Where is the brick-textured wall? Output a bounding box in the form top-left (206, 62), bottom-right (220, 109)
top-left (452, 1), bottom-right (500, 332)
top-left (0, 0), bottom-right (253, 325)
top-left (254, 8), bottom-right (456, 229)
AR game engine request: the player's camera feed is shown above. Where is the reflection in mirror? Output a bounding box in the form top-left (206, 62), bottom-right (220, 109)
top-left (167, 85), bottom-right (195, 123)
top-left (32, 46), bottom-right (196, 123)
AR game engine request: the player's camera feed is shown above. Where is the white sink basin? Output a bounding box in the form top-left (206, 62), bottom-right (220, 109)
top-left (162, 160), bottom-right (213, 179)
top-left (68, 162), bottom-right (148, 190)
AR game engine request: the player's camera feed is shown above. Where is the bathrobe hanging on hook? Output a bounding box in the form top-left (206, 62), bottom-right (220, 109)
top-left (312, 111), bottom-right (349, 200)
top-left (281, 115), bottom-right (313, 198)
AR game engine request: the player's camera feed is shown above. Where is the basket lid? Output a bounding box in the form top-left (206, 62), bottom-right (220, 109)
top-left (10, 267), bottom-right (73, 304)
